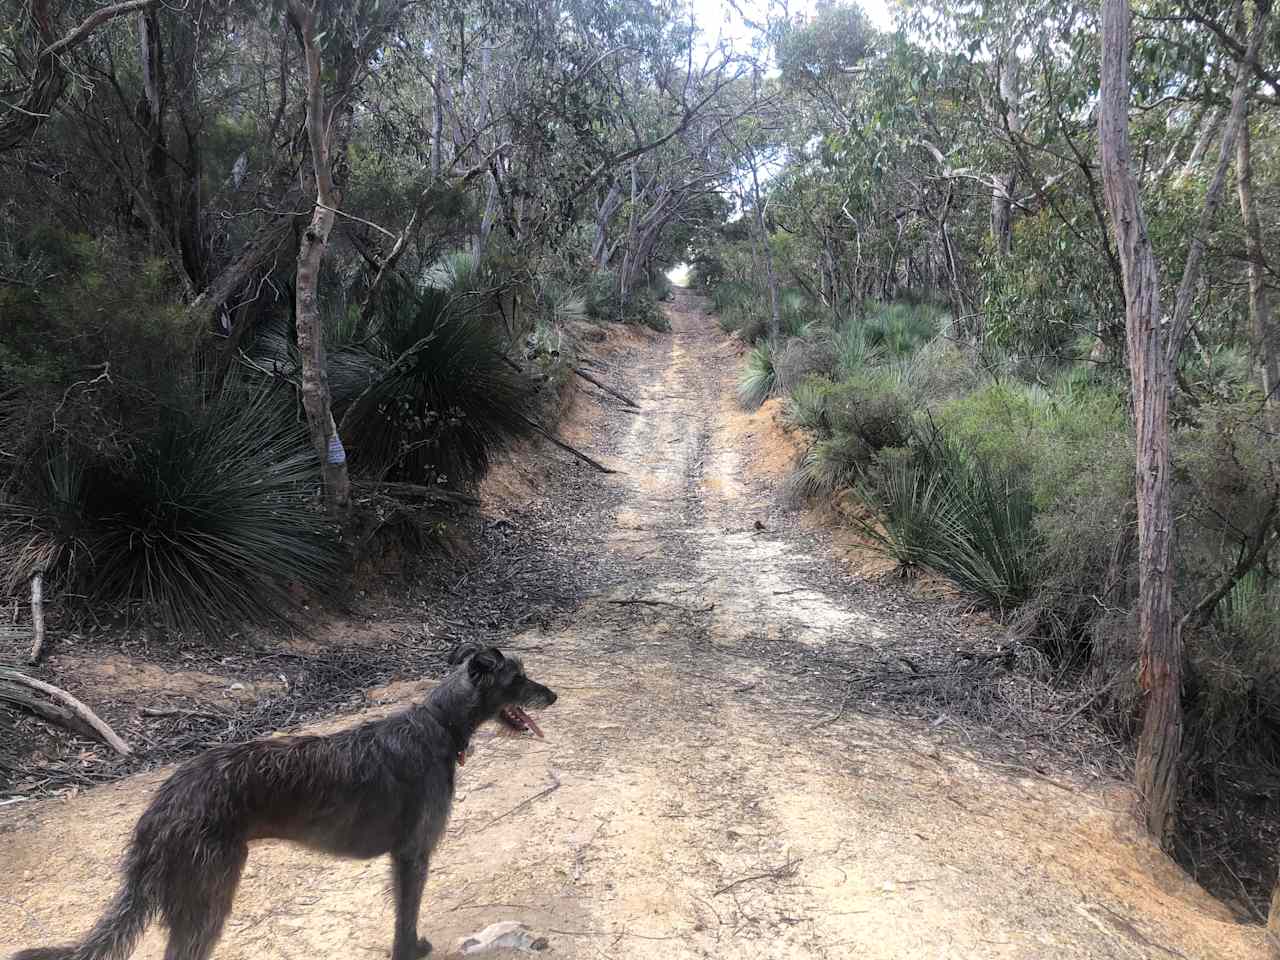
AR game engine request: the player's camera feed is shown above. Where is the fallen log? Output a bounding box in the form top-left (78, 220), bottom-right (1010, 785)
top-left (574, 368), bottom-right (640, 408)
top-left (0, 668), bottom-right (132, 756)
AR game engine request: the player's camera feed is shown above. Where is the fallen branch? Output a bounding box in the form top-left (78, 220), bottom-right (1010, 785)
top-left (713, 855), bottom-right (803, 896)
top-left (28, 573), bottom-right (46, 663)
top-left (606, 598), bottom-right (715, 612)
top-left (0, 668), bottom-right (131, 756)
top-left (353, 480), bottom-right (480, 506)
top-left (574, 368), bottom-right (639, 408)
top-left (812, 686), bottom-right (853, 730)
top-left (516, 413), bottom-right (619, 474)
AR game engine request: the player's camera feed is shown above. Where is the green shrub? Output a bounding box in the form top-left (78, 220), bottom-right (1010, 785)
top-left (822, 373), bottom-right (913, 451)
top-left (935, 380), bottom-right (1129, 511)
top-left (779, 288), bottom-right (818, 338)
top-left (775, 335), bottom-right (837, 393)
top-left (717, 295), bottom-right (769, 342)
top-left (738, 340), bottom-right (779, 409)
top-left (862, 301), bottom-right (944, 357)
top-left (787, 372), bottom-right (914, 497)
top-left (832, 323), bottom-right (882, 378)
top-left (586, 268), bottom-right (622, 321)
top-left (711, 280), bottom-right (753, 314)
top-left (332, 275), bottom-right (537, 485)
top-left (855, 429), bottom-right (1041, 610)
top-left (0, 382), bottom-right (338, 635)
top-left (785, 375), bottom-right (834, 433)
top-left (792, 432), bottom-right (870, 498)
top-left (892, 336), bottom-right (981, 406)
top-left (583, 268), bottom-right (670, 330)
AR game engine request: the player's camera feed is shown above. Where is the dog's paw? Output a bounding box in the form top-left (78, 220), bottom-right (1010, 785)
top-left (415, 937), bottom-right (433, 957)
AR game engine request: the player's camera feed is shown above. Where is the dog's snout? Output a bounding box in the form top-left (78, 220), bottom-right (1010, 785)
top-left (545, 690), bottom-right (557, 706)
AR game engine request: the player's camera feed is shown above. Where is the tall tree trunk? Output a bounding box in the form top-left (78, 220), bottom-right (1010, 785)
top-left (1269, 880), bottom-right (1280, 958)
top-left (748, 156), bottom-right (781, 339)
top-left (591, 180), bottom-right (623, 266)
top-left (990, 173), bottom-right (1016, 257)
top-left (1178, 106), bottom-right (1226, 183)
top-left (290, 0), bottom-right (349, 514)
top-left (1100, 0), bottom-right (1265, 844)
top-left (431, 57), bottom-right (446, 179)
top-left (1099, 0), bottom-right (1180, 844)
top-left (473, 172), bottom-right (499, 261)
top-left (990, 56), bottom-right (1022, 258)
top-left (1235, 113), bottom-right (1278, 418)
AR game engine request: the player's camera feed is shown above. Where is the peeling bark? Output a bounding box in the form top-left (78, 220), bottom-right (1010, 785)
top-left (1236, 113), bottom-right (1279, 418)
top-left (289, 0), bottom-right (349, 513)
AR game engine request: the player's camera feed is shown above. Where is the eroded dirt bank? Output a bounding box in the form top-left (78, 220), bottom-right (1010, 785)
top-left (2, 291), bottom-right (1267, 959)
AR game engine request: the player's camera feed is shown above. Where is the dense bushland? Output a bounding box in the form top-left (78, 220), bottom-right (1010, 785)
top-left (689, 0), bottom-right (1280, 897)
top-left (0, 0), bottom-right (727, 633)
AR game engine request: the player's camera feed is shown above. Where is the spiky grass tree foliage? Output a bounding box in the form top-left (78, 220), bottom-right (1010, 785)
top-left (737, 339), bottom-right (778, 409)
top-left (791, 434), bottom-right (870, 499)
top-left (862, 302), bottom-right (943, 357)
top-left (784, 375), bottom-right (833, 433)
top-left (331, 272), bottom-right (536, 486)
top-left (0, 383), bottom-right (337, 635)
top-left (854, 429), bottom-right (1040, 611)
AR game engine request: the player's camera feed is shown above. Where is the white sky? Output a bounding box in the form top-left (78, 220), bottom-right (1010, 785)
top-left (689, 0), bottom-right (896, 48)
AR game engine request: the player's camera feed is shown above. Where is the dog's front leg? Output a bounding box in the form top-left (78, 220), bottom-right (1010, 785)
top-left (390, 850), bottom-right (432, 959)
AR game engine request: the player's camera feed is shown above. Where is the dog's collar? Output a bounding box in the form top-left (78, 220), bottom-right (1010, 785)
top-left (456, 750), bottom-right (467, 766)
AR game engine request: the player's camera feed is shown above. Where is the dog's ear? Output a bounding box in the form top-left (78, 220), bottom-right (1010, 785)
top-left (448, 642), bottom-right (482, 666)
top-left (467, 646), bottom-right (505, 685)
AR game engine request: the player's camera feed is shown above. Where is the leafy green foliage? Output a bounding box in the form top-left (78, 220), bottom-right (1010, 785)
top-left (584, 267), bottom-right (670, 330)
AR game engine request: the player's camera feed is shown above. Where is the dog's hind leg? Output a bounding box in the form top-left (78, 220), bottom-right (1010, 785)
top-left (160, 842), bottom-right (248, 960)
top-left (390, 850), bottom-right (432, 959)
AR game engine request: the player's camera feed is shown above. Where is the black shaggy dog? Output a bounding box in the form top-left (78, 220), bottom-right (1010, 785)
top-left (12, 644), bottom-right (556, 960)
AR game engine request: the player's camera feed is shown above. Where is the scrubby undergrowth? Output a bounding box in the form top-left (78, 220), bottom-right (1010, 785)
top-left (701, 273), bottom-right (1280, 915)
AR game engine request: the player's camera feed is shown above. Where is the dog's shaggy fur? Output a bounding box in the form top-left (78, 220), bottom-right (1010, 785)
top-left (11, 644), bottom-right (556, 960)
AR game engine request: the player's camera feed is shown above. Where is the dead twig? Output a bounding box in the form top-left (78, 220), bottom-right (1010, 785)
top-left (812, 685), bottom-right (853, 730)
top-left (713, 854), bottom-right (803, 896)
top-left (139, 706), bottom-right (231, 720)
top-left (574, 368), bottom-right (639, 408)
top-left (476, 770), bottom-right (562, 832)
top-left (606, 598), bottom-right (714, 612)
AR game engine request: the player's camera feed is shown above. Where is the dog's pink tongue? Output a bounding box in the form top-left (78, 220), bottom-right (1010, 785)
top-left (516, 707), bottom-right (544, 739)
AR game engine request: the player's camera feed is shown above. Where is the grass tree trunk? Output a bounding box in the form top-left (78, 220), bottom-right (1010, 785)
top-left (1098, 0), bottom-right (1180, 844)
top-left (290, 0), bottom-right (349, 514)
top-left (1236, 115), bottom-right (1279, 419)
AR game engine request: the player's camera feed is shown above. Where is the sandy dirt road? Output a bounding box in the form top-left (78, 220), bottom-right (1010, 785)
top-left (2, 291), bottom-right (1267, 960)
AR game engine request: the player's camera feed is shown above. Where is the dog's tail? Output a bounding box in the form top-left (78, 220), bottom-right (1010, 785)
top-left (11, 870), bottom-right (152, 960)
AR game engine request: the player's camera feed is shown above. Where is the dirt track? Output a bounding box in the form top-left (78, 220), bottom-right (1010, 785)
top-left (1, 291), bottom-right (1268, 959)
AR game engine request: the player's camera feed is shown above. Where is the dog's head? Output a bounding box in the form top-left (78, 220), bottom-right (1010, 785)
top-left (449, 643), bottom-right (557, 737)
